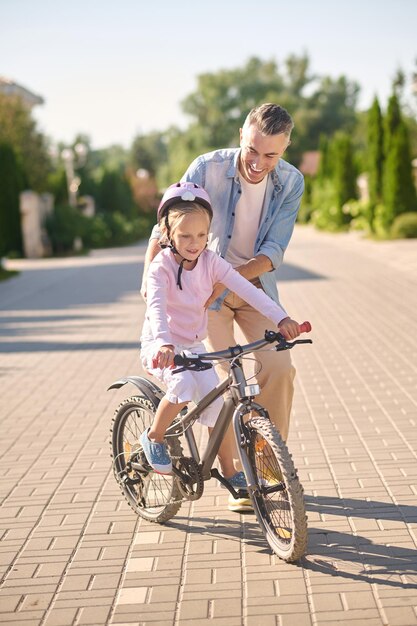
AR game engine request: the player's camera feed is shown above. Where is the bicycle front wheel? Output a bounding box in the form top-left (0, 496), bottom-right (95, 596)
top-left (243, 416), bottom-right (307, 562)
top-left (110, 395), bottom-right (183, 523)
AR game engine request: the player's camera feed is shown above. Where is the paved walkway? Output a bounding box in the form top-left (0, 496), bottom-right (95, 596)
top-left (0, 226), bottom-right (416, 626)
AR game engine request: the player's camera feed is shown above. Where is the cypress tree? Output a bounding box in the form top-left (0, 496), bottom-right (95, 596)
top-left (382, 120), bottom-right (417, 230)
top-left (384, 93), bottom-right (401, 156)
top-left (367, 97), bottom-right (384, 207)
top-left (317, 134), bottom-right (331, 180)
top-left (0, 143), bottom-right (24, 257)
top-left (98, 169), bottom-right (134, 216)
top-left (332, 132), bottom-right (357, 224)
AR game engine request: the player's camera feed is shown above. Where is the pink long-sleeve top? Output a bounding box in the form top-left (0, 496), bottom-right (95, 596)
top-left (140, 248), bottom-right (288, 350)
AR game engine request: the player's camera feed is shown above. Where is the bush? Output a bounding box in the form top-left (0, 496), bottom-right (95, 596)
top-left (297, 176), bottom-right (313, 224)
top-left (345, 200), bottom-right (373, 233)
top-left (373, 203), bottom-right (391, 238)
top-left (83, 214), bottom-right (112, 248)
top-left (46, 206), bottom-right (155, 254)
top-left (92, 212), bottom-right (154, 247)
top-left (45, 204), bottom-right (88, 254)
top-left (310, 180), bottom-right (349, 232)
top-left (390, 212), bottom-right (417, 239)
top-left (0, 142), bottom-right (24, 257)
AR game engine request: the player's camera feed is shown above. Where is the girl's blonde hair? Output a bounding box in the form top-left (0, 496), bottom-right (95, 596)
top-left (159, 202), bottom-right (212, 246)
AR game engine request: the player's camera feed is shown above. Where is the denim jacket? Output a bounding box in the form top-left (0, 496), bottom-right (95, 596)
top-left (150, 148), bottom-right (304, 309)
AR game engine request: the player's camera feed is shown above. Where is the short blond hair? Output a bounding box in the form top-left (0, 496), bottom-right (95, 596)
top-left (243, 103), bottom-right (294, 136)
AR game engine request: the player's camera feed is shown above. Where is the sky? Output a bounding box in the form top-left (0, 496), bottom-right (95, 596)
top-left (1, 0), bottom-right (416, 150)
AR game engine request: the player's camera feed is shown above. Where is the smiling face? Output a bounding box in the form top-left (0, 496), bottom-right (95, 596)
top-left (170, 209), bottom-right (210, 262)
top-left (238, 124), bottom-right (291, 184)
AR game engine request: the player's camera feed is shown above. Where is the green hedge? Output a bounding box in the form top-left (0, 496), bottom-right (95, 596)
top-left (45, 205), bottom-right (155, 254)
top-left (390, 212), bottom-right (417, 239)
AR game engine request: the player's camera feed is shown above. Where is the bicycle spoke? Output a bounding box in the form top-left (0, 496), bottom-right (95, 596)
top-left (243, 417), bottom-right (307, 561)
top-left (110, 396), bottom-right (183, 522)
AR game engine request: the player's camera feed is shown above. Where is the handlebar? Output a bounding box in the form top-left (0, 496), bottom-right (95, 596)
top-left (299, 321), bottom-right (311, 334)
top-left (173, 322), bottom-right (312, 372)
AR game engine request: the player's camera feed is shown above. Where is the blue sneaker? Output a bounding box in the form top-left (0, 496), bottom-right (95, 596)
top-left (228, 471), bottom-right (247, 489)
top-left (139, 429), bottom-right (172, 474)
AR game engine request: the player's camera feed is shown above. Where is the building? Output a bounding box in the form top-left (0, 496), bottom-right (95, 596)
top-left (0, 76), bottom-right (44, 109)
top-left (299, 150), bottom-right (320, 177)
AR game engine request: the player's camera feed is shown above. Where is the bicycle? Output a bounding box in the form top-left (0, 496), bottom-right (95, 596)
top-left (109, 324), bottom-right (312, 562)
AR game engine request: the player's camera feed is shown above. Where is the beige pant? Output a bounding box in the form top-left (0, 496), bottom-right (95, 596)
top-left (205, 285), bottom-right (296, 442)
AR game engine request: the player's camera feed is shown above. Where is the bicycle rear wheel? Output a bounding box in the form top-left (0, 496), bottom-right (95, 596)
top-left (243, 416), bottom-right (307, 561)
top-left (110, 395), bottom-right (183, 523)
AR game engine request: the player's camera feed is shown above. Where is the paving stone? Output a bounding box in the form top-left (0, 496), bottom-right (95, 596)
top-left (44, 607), bottom-right (79, 625)
top-left (76, 605), bottom-right (112, 625)
top-left (1, 232), bottom-right (417, 626)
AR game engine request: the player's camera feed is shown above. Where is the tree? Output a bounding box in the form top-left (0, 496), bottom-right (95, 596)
top-left (0, 94), bottom-right (50, 191)
top-left (283, 53), bottom-right (313, 99)
top-left (384, 93), bottom-right (401, 156)
top-left (97, 168), bottom-right (134, 216)
top-left (332, 131), bottom-right (357, 222)
top-left (181, 57), bottom-right (286, 153)
top-left (311, 132), bottom-right (357, 231)
top-left (0, 143), bottom-right (24, 257)
top-left (162, 55), bottom-right (361, 177)
top-left (317, 134), bottom-right (332, 180)
top-left (367, 97), bottom-right (384, 208)
top-left (304, 76), bottom-right (360, 150)
top-left (380, 120), bottom-right (416, 231)
top-left (130, 132), bottom-right (168, 178)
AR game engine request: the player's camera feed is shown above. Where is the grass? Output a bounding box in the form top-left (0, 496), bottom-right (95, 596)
top-left (0, 266), bottom-right (19, 282)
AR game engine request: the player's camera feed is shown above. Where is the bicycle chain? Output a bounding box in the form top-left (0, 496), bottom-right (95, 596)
top-left (174, 456), bottom-right (204, 501)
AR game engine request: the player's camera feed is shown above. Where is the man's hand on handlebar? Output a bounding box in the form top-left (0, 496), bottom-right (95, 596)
top-left (278, 317), bottom-right (302, 340)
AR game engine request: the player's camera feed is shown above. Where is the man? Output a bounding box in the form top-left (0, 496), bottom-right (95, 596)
top-left (141, 103), bottom-right (304, 510)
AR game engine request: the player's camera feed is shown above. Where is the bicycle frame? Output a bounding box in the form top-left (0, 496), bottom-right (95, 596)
top-left (110, 329), bottom-right (311, 496)
top-left (110, 327), bottom-right (312, 561)
top-left (166, 355), bottom-right (269, 493)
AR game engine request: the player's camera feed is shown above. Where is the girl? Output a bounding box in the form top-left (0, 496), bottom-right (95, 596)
top-left (139, 182), bottom-right (301, 478)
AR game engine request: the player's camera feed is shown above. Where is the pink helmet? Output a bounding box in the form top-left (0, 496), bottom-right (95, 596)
top-left (157, 182), bottom-right (213, 223)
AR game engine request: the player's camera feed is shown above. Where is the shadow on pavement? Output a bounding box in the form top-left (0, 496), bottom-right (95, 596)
top-left (0, 340), bottom-right (139, 353)
top-left (0, 260), bottom-right (143, 310)
top-left (0, 257), bottom-right (144, 352)
top-left (302, 530), bottom-right (417, 589)
top-left (277, 263), bottom-right (324, 281)
top-left (305, 494), bottom-right (417, 523)
top-left (165, 515), bottom-right (271, 554)
top-left (165, 494), bottom-right (417, 589)
top-left (0, 258), bottom-right (323, 353)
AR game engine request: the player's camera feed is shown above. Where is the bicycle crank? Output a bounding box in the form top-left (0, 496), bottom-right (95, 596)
top-left (173, 457), bottom-right (204, 501)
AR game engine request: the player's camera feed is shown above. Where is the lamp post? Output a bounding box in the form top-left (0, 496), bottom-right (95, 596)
top-left (61, 143), bottom-right (88, 207)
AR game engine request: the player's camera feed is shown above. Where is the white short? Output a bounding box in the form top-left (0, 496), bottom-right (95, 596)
top-left (140, 342), bottom-right (223, 427)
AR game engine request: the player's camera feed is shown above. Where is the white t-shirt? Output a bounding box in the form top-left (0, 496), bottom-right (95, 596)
top-left (225, 174), bottom-right (268, 268)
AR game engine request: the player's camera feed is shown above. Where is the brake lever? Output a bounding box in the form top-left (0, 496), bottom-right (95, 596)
top-left (275, 338), bottom-right (313, 351)
top-left (172, 361), bottom-right (212, 374)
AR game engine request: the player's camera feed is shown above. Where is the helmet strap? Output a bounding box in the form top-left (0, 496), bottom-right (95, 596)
top-left (164, 238), bottom-right (192, 290)
top-left (176, 257), bottom-right (188, 290)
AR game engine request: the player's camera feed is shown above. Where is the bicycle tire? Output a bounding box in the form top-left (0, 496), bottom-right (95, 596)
top-left (110, 395), bottom-right (183, 523)
top-left (243, 416), bottom-right (307, 562)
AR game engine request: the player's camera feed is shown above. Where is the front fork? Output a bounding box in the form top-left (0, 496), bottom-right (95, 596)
top-left (232, 401), bottom-right (269, 496)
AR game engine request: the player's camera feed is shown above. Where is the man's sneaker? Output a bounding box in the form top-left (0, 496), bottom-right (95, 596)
top-left (139, 429), bottom-right (172, 474)
top-left (222, 471), bottom-right (253, 512)
top-left (228, 494), bottom-right (253, 512)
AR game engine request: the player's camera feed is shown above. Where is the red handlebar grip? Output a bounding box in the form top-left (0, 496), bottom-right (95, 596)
top-left (299, 321), bottom-right (312, 334)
